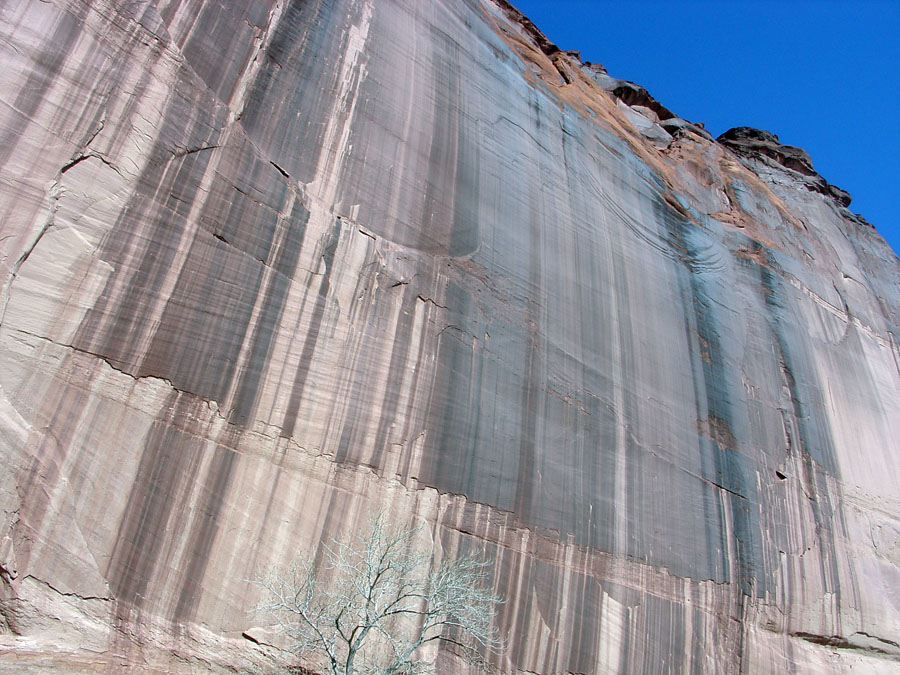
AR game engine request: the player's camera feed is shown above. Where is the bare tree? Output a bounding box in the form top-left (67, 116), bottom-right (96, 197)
top-left (253, 515), bottom-right (503, 674)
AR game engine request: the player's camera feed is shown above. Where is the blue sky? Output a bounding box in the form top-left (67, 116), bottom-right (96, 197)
top-left (511, 0), bottom-right (900, 256)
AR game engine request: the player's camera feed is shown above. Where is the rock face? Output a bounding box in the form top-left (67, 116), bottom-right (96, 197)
top-left (717, 126), bottom-right (854, 207)
top-left (1, 0), bottom-right (899, 672)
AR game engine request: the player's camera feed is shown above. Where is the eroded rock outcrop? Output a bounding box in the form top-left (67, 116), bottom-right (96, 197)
top-left (0, 0), bottom-right (898, 673)
top-left (718, 126), bottom-right (855, 208)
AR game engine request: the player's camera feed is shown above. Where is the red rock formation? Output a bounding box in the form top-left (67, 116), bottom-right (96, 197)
top-left (0, 0), bottom-right (898, 672)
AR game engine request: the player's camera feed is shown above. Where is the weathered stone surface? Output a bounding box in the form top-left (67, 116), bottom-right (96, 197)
top-left (718, 126), bottom-right (855, 207)
top-left (718, 127), bottom-right (816, 175)
top-left (0, 0), bottom-right (898, 672)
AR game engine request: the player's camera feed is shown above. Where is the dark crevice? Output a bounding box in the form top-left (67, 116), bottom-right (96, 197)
top-left (241, 631), bottom-right (261, 644)
top-left (855, 631), bottom-right (900, 650)
top-left (10, 327), bottom-right (229, 425)
top-left (417, 295), bottom-right (448, 309)
top-left (60, 154), bottom-right (91, 174)
top-left (269, 160), bottom-right (289, 178)
top-left (170, 144), bottom-right (219, 159)
top-left (24, 575), bottom-right (109, 602)
top-left (792, 631), bottom-right (900, 657)
top-left (60, 152), bottom-right (125, 177)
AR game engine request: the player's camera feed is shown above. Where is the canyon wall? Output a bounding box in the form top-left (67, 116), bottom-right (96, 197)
top-left (1, 0), bottom-right (899, 672)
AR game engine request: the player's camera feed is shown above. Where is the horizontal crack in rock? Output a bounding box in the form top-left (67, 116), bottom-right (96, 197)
top-left (792, 631), bottom-right (900, 659)
top-left (416, 295), bottom-right (447, 309)
top-left (24, 574), bottom-right (109, 602)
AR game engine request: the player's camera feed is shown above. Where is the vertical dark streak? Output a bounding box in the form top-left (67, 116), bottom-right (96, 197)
top-left (280, 229), bottom-right (337, 439)
top-left (173, 444), bottom-right (237, 622)
top-left (0, 9), bottom-right (82, 167)
top-left (231, 203), bottom-right (309, 425)
top-left (369, 292), bottom-right (416, 469)
top-left (106, 403), bottom-right (202, 607)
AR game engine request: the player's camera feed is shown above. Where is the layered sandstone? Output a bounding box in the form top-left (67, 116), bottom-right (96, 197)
top-left (0, 0), bottom-right (898, 672)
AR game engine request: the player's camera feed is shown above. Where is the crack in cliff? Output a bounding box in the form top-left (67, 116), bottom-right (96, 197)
top-left (492, 114), bottom-right (551, 153)
top-left (0, 116), bottom-right (118, 328)
top-left (545, 386), bottom-right (592, 416)
top-left (632, 428), bottom-right (750, 502)
top-left (167, 144), bottom-right (219, 160)
top-left (23, 574), bottom-right (109, 603)
top-left (60, 151), bottom-right (126, 178)
top-left (855, 631), bottom-right (900, 651)
top-left (5, 328), bottom-right (344, 466)
top-left (0, 180), bottom-right (61, 329)
top-left (269, 160), bottom-right (289, 178)
top-left (7, 328), bottom-right (231, 429)
top-left (79, 115), bottom-right (105, 150)
top-left (230, 0), bottom-right (286, 121)
top-left (417, 295), bottom-right (448, 309)
top-left (791, 630), bottom-right (900, 659)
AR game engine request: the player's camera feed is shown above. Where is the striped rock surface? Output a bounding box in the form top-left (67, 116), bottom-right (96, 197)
top-left (0, 0), bottom-right (898, 672)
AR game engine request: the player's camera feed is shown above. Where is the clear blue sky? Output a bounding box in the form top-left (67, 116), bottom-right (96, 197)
top-left (511, 0), bottom-right (900, 256)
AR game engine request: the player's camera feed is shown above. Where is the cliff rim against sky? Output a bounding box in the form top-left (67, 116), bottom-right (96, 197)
top-left (1, 0), bottom-right (899, 672)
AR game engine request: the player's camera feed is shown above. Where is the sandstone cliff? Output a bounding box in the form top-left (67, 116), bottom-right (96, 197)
top-left (0, 0), bottom-right (898, 672)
